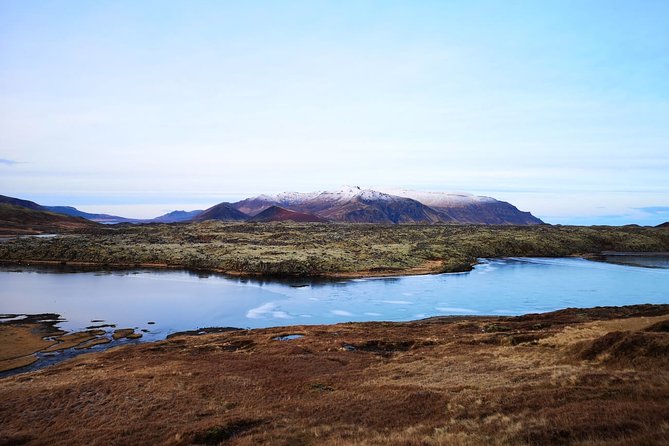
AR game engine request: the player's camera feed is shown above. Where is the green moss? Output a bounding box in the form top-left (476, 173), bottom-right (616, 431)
top-left (1, 222), bottom-right (668, 277)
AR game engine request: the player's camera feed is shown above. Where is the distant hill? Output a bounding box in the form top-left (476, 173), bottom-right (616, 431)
top-left (151, 210), bottom-right (203, 223)
top-left (250, 206), bottom-right (327, 223)
top-left (47, 206), bottom-right (204, 224)
top-left (0, 203), bottom-right (98, 236)
top-left (1, 194), bottom-right (208, 225)
top-left (231, 186), bottom-right (543, 225)
top-left (44, 206), bottom-right (140, 224)
top-left (1, 195), bottom-right (141, 224)
top-left (657, 222), bottom-right (669, 228)
top-left (193, 203), bottom-right (249, 222)
top-left (0, 195), bottom-right (44, 211)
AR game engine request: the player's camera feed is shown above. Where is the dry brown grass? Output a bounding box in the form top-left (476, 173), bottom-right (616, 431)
top-left (0, 305), bottom-right (667, 445)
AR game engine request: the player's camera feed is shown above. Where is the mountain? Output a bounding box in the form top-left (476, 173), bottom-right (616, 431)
top-left (231, 186), bottom-right (543, 225)
top-left (233, 187), bottom-right (443, 223)
top-left (0, 203), bottom-right (98, 235)
top-left (250, 206), bottom-right (328, 223)
top-left (44, 206), bottom-right (140, 224)
top-left (315, 190), bottom-right (444, 223)
top-left (657, 222), bottom-right (669, 228)
top-left (151, 210), bottom-right (203, 223)
top-left (382, 189), bottom-right (544, 225)
top-left (193, 203), bottom-right (249, 222)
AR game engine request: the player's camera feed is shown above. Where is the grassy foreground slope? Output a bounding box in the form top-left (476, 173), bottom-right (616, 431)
top-left (1, 305), bottom-right (667, 445)
top-left (1, 222), bottom-right (668, 276)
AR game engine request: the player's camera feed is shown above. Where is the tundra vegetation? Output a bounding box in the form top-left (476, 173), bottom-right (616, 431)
top-left (1, 222), bottom-right (668, 277)
top-left (0, 305), bottom-right (667, 445)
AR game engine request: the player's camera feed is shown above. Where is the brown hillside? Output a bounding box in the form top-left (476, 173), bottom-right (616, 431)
top-left (250, 206), bottom-right (327, 223)
top-left (0, 203), bottom-right (98, 236)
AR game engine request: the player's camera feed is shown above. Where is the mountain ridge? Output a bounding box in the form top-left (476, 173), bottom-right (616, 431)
top-left (231, 186), bottom-right (543, 225)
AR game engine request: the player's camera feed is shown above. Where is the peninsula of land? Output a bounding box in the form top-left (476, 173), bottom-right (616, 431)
top-left (1, 222), bottom-right (668, 278)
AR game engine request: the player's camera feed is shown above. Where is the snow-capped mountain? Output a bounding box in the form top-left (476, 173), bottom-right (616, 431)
top-left (379, 189), bottom-right (543, 225)
top-left (229, 186), bottom-right (543, 225)
top-left (232, 186), bottom-right (441, 224)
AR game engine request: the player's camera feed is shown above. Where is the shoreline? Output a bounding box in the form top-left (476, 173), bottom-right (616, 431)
top-left (3, 250), bottom-right (665, 280)
top-left (0, 257), bottom-right (472, 280)
top-left (2, 299), bottom-right (667, 377)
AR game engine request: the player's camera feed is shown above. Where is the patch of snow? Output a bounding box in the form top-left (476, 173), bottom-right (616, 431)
top-left (254, 194), bottom-right (278, 202)
top-left (248, 186), bottom-right (497, 209)
top-left (356, 189), bottom-right (397, 201)
top-left (380, 188), bottom-right (498, 207)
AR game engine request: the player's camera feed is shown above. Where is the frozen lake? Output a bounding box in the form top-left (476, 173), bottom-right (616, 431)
top-left (2, 256), bottom-right (668, 341)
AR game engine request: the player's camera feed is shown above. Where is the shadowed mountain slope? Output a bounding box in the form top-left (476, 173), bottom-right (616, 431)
top-left (151, 210), bottom-right (204, 223)
top-left (385, 189), bottom-right (543, 225)
top-left (250, 206), bottom-right (327, 223)
top-left (193, 203), bottom-right (249, 222)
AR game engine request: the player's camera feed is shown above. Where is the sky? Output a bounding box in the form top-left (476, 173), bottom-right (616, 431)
top-left (1, 0), bottom-right (668, 224)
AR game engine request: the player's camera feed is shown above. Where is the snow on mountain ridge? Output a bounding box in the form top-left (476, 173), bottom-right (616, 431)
top-left (258, 186), bottom-right (373, 205)
top-left (249, 186), bottom-right (497, 208)
top-left (380, 189), bottom-right (497, 207)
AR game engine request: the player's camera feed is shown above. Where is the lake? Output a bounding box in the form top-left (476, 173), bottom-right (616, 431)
top-left (1, 256), bottom-right (668, 341)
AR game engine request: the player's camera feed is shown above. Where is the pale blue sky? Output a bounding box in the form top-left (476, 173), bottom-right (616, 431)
top-left (1, 1), bottom-right (668, 224)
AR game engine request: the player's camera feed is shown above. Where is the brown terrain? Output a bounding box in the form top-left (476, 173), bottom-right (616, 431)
top-left (192, 203), bottom-right (249, 222)
top-left (0, 203), bottom-right (98, 237)
top-left (249, 206), bottom-right (328, 223)
top-left (1, 304), bottom-right (668, 445)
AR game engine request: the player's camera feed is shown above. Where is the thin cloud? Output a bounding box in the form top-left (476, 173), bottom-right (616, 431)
top-left (636, 206), bottom-right (669, 215)
top-left (0, 158), bottom-right (19, 166)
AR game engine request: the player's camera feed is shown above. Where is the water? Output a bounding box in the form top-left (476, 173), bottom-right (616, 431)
top-left (1, 257), bottom-right (668, 341)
